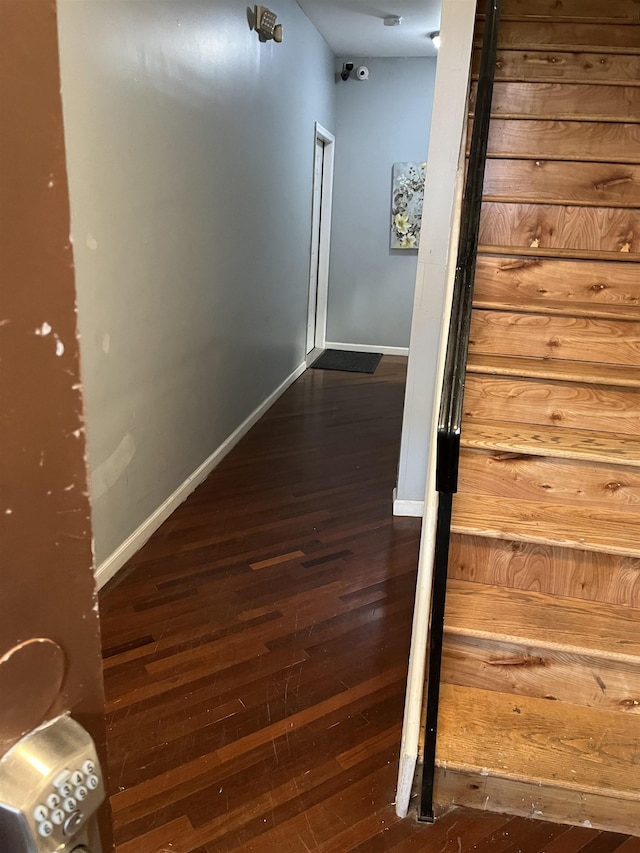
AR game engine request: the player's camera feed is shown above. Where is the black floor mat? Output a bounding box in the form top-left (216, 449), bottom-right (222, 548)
top-left (310, 349), bottom-right (382, 374)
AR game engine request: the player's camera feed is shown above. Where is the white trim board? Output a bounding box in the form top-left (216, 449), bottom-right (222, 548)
top-left (305, 346), bottom-right (324, 367)
top-left (95, 359), bottom-right (307, 590)
top-left (392, 488), bottom-right (424, 518)
top-left (395, 0), bottom-right (478, 820)
top-left (324, 341), bottom-right (409, 357)
top-left (308, 122), bottom-right (336, 353)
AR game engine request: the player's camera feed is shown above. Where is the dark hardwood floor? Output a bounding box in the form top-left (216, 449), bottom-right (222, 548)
top-left (99, 357), bottom-right (638, 853)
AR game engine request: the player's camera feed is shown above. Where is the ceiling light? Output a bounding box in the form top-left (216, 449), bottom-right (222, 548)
top-left (384, 15), bottom-right (402, 26)
top-left (430, 30), bottom-right (441, 50)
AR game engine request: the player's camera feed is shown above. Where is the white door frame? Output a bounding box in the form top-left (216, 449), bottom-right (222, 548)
top-left (306, 122), bottom-right (335, 354)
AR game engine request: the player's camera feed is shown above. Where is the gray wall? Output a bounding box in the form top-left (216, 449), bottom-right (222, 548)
top-left (57, 0), bottom-right (334, 565)
top-left (327, 57), bottom-right (437, 349)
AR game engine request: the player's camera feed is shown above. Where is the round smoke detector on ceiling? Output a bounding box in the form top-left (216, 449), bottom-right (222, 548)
top-left (384, 15), bottom-right (403, 26)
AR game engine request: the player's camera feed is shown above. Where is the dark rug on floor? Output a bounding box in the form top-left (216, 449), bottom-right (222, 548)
top-left (310, 349), bottom-right (382, 374)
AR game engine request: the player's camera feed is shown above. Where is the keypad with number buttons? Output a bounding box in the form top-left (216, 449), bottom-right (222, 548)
top-left (32, 759), bottom-right (103, 843)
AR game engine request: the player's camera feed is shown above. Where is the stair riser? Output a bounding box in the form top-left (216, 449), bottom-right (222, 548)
top-left (475, 21), bottom-right (640, 52)
top-left (434, 768), bottom-right (640, 836)
top-left (481, 160), bottom-right (640, 207)
top-left (473, 50), bottom-right (640, 85)
top-left (499, 0), bottom-right (640, 18)
top-left (464, 375), bottom-right (640, 435)
top-left (458, 448), bottom-right (640, 509)
top-left (471, 81), bottom-right (640, 120)
top-left (448, 534), bottom-right (640, 608)
top-left (473, 119), bottom-right (640, 163)
top-left (443, 637), bottom-right (640, 714)
top-left (479, 202), bottom-right (640, 255)
top-left (470, 311), bottom-right (640, 366)
top-left (473, 255), bottom-right (640, 318)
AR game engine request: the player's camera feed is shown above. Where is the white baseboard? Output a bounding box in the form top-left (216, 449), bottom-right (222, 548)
top-left (392, 488), bottom-right (424, 517)
top-left (324, 340), bottom-right (409, 357)
top-left (305, 346), bottom-right (323, 366)
top-left (95, 360), bottom-right (307, 590)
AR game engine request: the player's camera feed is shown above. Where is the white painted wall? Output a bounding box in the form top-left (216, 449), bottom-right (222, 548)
top-left (327, 57), bottom-right (437, 351)
top-left (57, 0), bottom-right (335, 569)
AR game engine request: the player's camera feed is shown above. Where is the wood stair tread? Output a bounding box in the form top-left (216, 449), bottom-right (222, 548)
top-left (472, 48), bottom-right (640, 88)
top-left (481, 195), bottom-right (640, 208)
top-left (460, 419), bottom-right (640, 467)
top-left (479, 244), bottom-right (640, 261)
top-left (480, 16), bottom-right (640, 25)
top-left (482, 112), bottom-right (640, 123)
top-left (480, 47), bottom-right (640, 60)
top-left (467, 352), bottom-right (640, 387)
top-left (474, 298), bottom-right (640, 322)
top-left (498, 0), bottom-right (640, 19)
top-left (475, 70), bottom-right (640, 87)
top-left (474, 22), bottom-right (640, 56)
top-left (436, 683), bottom-right (640, 800)
top-left (477, 43), bottom-right (640, 58)
top-left (451, 492), bottom-right (640, 556)
top-left (443, 579), bottom-right (640, 662)
top-left (478, 78), bottom-right (640, 88)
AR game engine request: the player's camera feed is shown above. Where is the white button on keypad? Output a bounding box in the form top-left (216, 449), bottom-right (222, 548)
top-left (63, 797), bottom-right (77, 813)
top-left (82, 759), bottom-right (95, 775)
top-left (46, 793), bottom-right (61, 809)
top-left (86, 774), bottom-right (100, 790)
top-left (33, 804), bottom-right (48, 822)
top-left (58, 781), bottom-right (73, 798)
top-left (38, 821), bottom-right (54, 838)
top-left (70, 770), bottom-right (84, 786)
top-left (75, 785), bottom-right (88, 802)
top-left (53, 770), bottom-right (70, 788)
top-left (51, 808), bottom-right (65, 825)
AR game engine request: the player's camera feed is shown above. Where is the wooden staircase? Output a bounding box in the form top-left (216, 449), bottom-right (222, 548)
top-left (432, 0), bottom-right (640, 835)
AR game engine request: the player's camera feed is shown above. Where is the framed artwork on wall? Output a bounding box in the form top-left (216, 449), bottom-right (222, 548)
top-left (390, 161), bottom-right (426, 250)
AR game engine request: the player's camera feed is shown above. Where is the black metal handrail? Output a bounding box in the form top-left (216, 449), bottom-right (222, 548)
top-left (419, 0), bottom-right (502, 823)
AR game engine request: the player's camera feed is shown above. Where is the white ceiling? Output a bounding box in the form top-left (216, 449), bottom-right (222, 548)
top-left (296, 0), bottom-right (442, 58)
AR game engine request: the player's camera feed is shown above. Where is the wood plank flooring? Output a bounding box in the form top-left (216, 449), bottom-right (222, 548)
top-left (97, 359), bottom-right (637, 852)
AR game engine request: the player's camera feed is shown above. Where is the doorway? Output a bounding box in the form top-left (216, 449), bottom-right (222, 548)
top-left (306, 122), bottom-right (335, 356)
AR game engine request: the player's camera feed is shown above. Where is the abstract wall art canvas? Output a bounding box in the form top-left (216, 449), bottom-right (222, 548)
top-left (390, 161), bottom-right (426, 250)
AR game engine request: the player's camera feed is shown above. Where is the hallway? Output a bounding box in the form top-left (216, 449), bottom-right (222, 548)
top-left (99, 358), bottom-right (635, 852)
